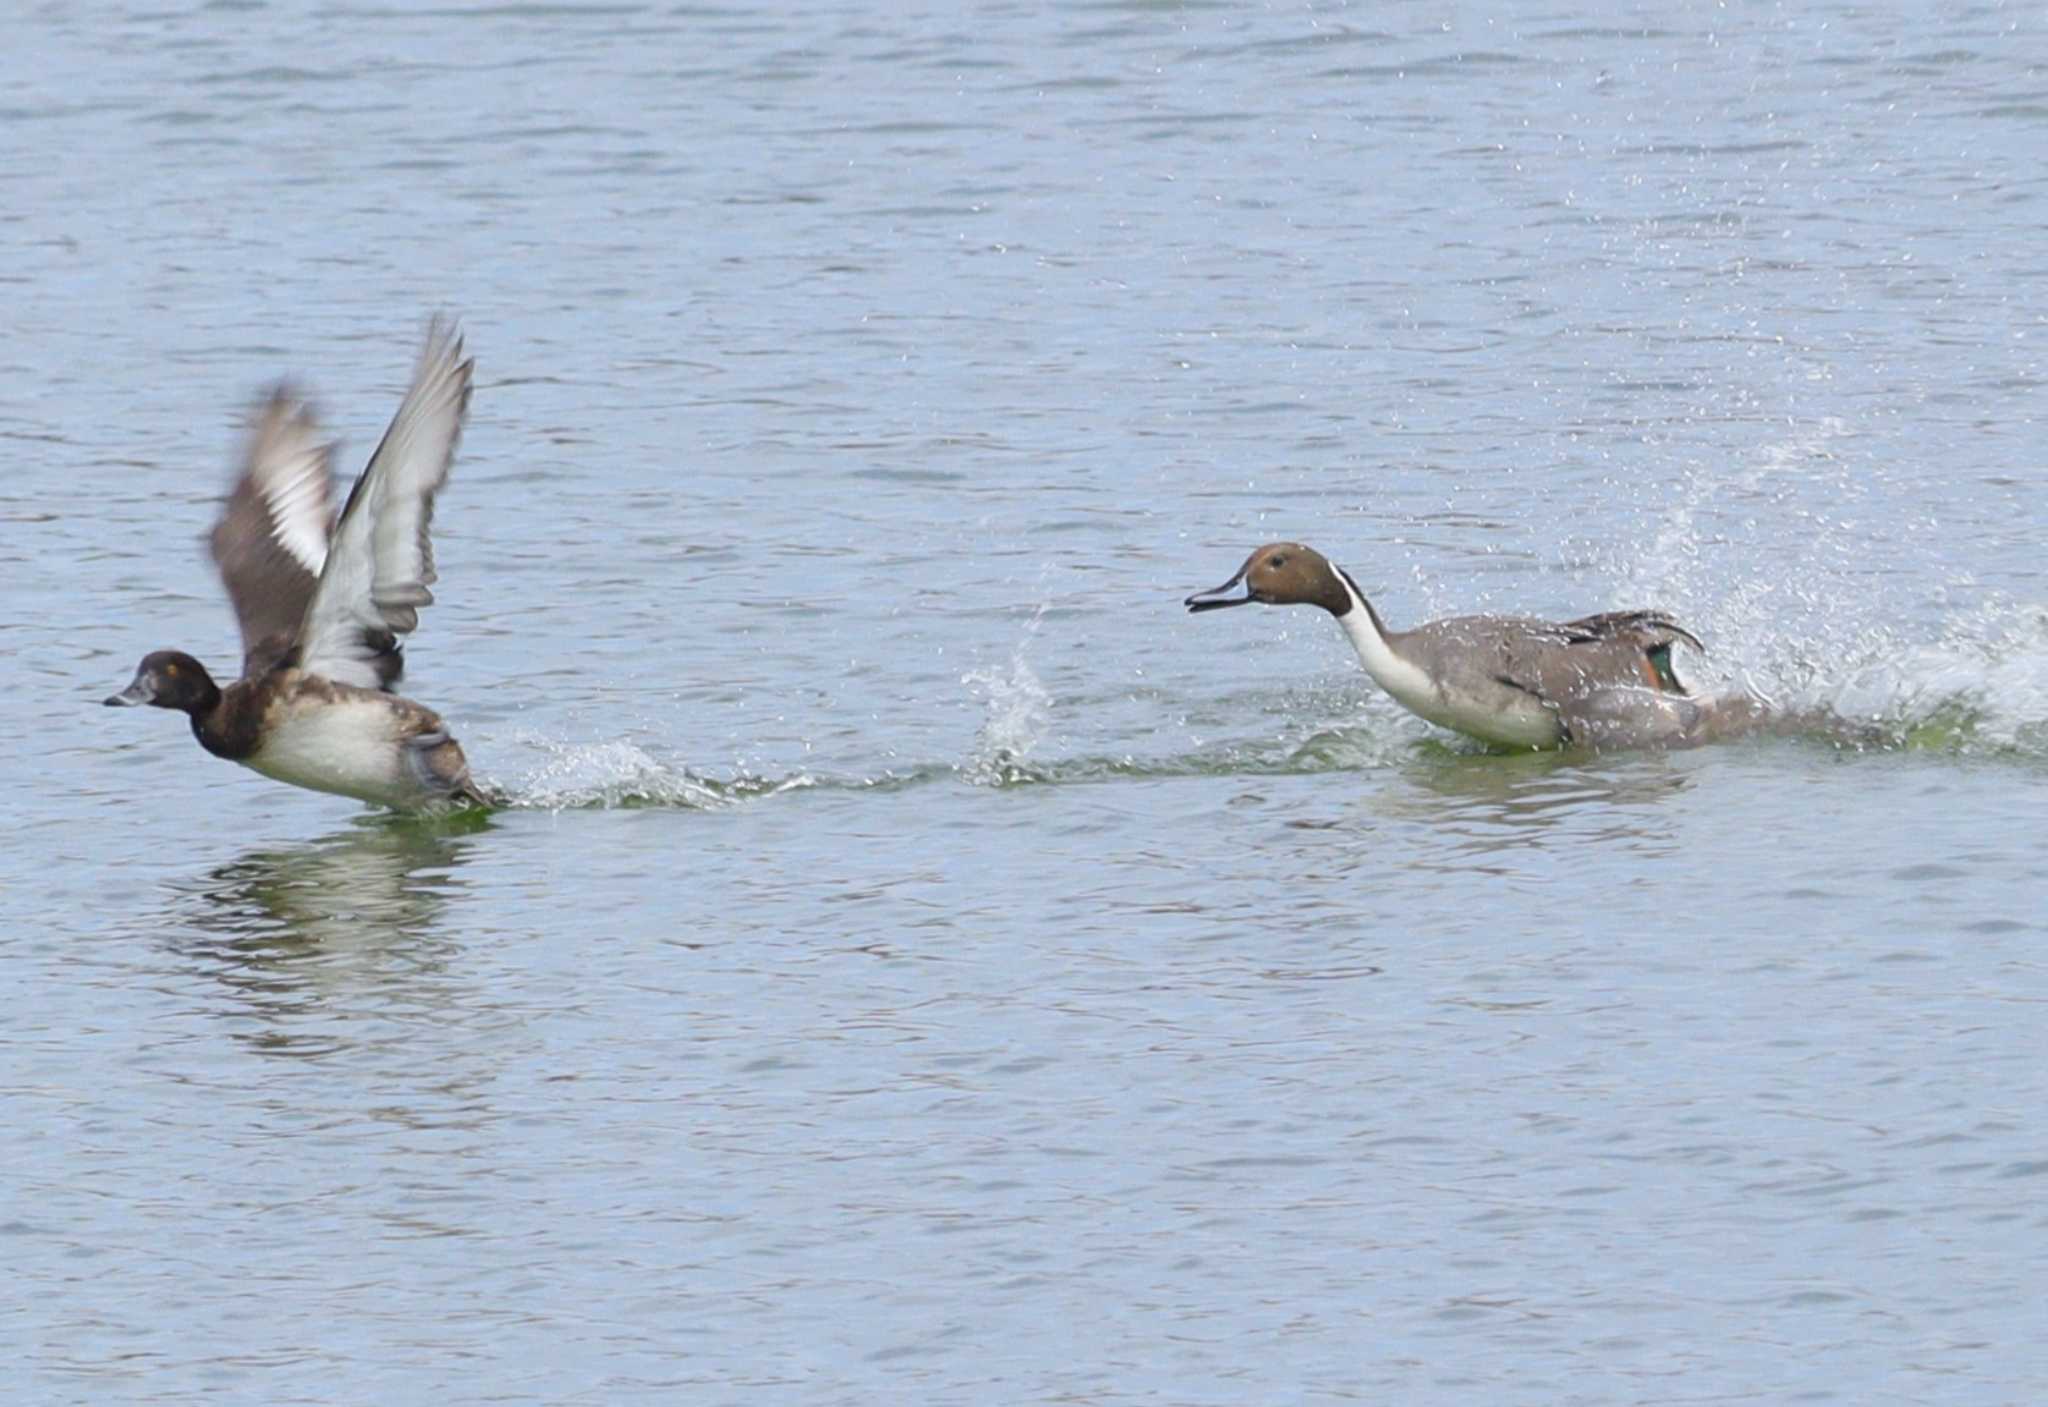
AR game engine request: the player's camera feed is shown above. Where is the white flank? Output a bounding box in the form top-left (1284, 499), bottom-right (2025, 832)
top-left (243, 696), bottom-right (427, 808)
top-left (1428, 689), bottom-right (1561, 749)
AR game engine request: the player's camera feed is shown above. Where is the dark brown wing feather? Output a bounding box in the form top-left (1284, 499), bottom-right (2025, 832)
top-left (208, 388), bottom-right (338, 678)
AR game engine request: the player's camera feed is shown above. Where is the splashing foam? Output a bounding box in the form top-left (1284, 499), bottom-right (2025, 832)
top-left (960, 602), bottom-right (1053, 785)
top-left (1612, 419), bottom-right (2048, 756)
top-left (1825, 601), bottom-right (2048, 752)
top-left (490, 736), bottom-right (815, 811)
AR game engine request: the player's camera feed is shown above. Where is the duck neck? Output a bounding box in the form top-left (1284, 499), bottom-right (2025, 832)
top-left (184, 679), bottom-right (253, 761)
top-left (1328, 567), bottom-right (1406, 687)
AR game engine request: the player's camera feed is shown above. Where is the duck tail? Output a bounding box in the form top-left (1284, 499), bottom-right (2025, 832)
top-left (404, 728), bottom-right (500, 809)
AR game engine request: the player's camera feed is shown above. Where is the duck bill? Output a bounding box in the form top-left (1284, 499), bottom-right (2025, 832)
top-left (103, 677), bottom-right (152, 707)
top-left (1184, 569), bottom-right (1253, 613)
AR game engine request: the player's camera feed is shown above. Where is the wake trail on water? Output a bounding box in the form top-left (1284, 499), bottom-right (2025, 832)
top-left (485, 737), bottom-right (820, 811)
top-left (470, 602), bottom-right (1406, 811)
top-left (472, 735), bottom-right (965, 812)
top-left (472, 638), bottom-right (2048, 815)
top-left (463, 476), bottom-right (2048, 815)
top-left (478, 606), bottom-right (2048, 815)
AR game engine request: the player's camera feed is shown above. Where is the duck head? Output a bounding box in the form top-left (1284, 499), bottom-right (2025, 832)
top-left (105, 650), bottom-right (222, 715)
top-left (1184, 542), bottom-right (1354, 617)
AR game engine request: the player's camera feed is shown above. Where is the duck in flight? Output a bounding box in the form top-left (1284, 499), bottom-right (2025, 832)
top-left (105, 318), bottom-right (490, 811)
top-left (1185, 541), bottom-right (1753, 750)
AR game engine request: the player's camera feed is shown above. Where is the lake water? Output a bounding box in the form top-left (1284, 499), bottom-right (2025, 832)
top-left (7, 2), bottom-right (2048, 1402)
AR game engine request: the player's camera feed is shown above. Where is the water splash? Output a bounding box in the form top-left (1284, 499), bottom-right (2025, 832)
top-left (959, 601), bottom-right (1053, 786)
top-left (1814, 599), bottom-right (2048, 754)
top-left (1599, 419), bottom-right (2048, 759)
top-left (488, 737), bottom-right (817, 811)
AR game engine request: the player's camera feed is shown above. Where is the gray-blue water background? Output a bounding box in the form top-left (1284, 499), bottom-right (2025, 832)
top-left (6, 2), bottom-right (2048, 1402)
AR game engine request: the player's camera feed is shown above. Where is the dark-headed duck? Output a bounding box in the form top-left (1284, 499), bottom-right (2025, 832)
top-left (106, 318), bottom-right (489, 811)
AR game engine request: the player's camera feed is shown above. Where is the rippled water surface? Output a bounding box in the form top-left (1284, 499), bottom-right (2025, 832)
top-left (7, 2), bottom-right (2048, 1403)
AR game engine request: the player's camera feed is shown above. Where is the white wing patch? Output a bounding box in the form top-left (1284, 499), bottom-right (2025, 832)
top-left (210, 391), bottom-right (339, 677)
top-left (249, 402), bottom-right (334, 577)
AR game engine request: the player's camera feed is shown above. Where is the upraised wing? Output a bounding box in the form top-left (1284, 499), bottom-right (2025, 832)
top-left (293, 318), bottom-right (474, 691)
top-left (209, 388), bottom-right (337, 679)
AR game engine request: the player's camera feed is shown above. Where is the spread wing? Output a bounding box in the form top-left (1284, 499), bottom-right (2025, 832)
top-left (209, 388), bottom-right (337, 679)
top-left (294, 317), bottom-right (474, 692)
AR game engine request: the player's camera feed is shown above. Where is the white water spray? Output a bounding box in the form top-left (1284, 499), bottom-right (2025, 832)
top-left (960, 600), bottom-right (1053, 785)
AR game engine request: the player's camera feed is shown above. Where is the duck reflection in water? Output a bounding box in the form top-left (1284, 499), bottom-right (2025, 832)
top-left (1392, 745), bottom-right (1694, 860)
top-left (171, 815), bottom-right (486, 1055)
top-left (1272, 742), bottom-right (1699, 874)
